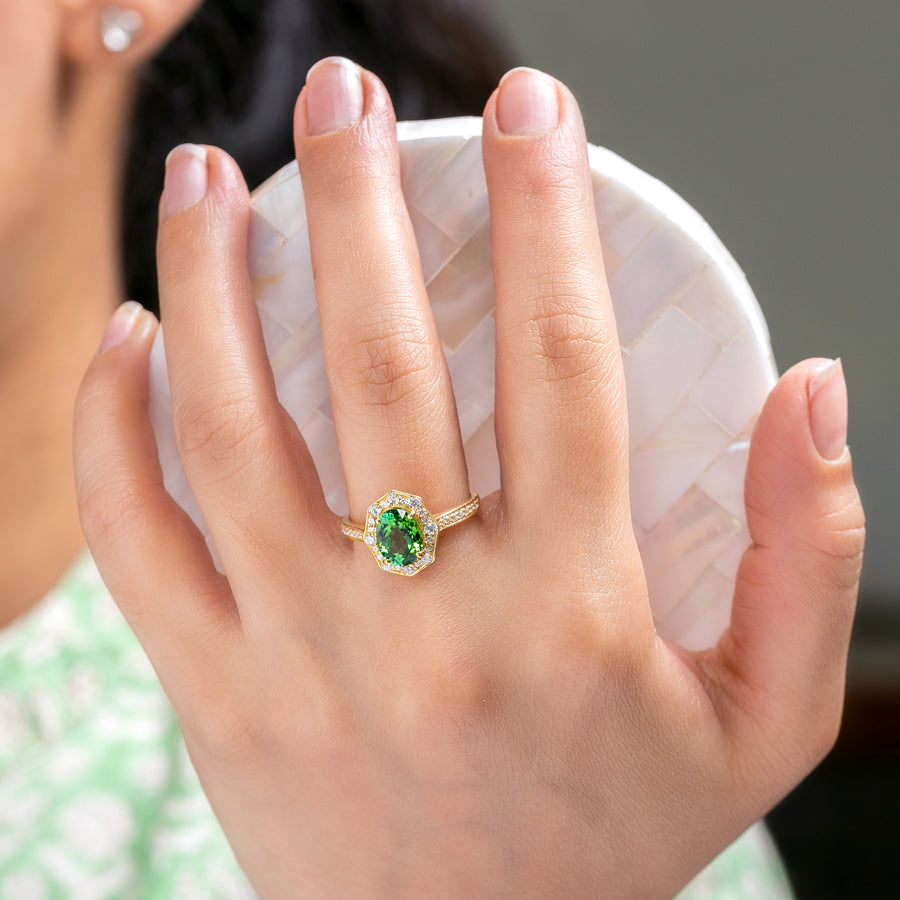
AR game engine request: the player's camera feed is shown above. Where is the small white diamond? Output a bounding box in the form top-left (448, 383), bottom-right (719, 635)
top-left (403, 565), bottom-right (414, 575)
top-left (409, 497), bottom-right (420, 508)
top-left (368, 504), bottom-right (379, 517)
top-left (423, 553), bottom-right (433, 564)
top-left (365, 536), bottom-right (375, 546)
top-left (388, 492), bottom-right (399, 504)
top-left (425, 524), bottom-right (437, 534)
top-left (381, 562), bottom-right (392, 571)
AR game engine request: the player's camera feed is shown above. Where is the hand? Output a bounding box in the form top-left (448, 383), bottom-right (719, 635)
top-left (73, 60), bottom-right (864, 899)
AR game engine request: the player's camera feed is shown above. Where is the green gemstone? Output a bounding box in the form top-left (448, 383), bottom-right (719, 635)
top-left (375, 508), bottom-right (424, 567)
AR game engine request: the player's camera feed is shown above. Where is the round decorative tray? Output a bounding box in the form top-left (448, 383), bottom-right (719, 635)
top-left (148, 117), bottom-right (776, 650)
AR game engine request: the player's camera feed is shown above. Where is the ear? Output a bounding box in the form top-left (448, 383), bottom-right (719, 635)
top-left (58, 0), bottom-right (203, 67)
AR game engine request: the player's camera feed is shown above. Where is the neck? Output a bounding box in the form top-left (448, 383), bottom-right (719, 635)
top-left (0, 69), bottom-right (133, 628)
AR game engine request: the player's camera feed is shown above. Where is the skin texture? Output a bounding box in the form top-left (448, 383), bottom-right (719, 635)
top-left (73, 59), bottom-right (865, 898)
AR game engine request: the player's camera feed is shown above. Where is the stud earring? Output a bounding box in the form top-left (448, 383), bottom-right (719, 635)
top-left (101, 6), bottom-right (144, 53)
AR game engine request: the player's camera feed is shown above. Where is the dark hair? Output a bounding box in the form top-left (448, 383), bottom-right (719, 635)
top-left (122, 0), bottom-right (512, 312)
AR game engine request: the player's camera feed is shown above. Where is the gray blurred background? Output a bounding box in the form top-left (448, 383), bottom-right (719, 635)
top-left (490, 1), bottom-right (898, 895)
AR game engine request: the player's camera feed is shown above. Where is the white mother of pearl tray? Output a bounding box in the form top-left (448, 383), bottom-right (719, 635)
top-left (148, 117), bottom-right (776, 651)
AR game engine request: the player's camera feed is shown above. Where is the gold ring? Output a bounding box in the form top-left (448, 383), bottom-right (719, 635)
top-left (341, 490), bottom-right (480, 576)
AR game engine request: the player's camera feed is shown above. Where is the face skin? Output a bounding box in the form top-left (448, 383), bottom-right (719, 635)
top-left (0, 0), bottom-right (200, 627)
top-left (0, 0), bottom-right (57, 254)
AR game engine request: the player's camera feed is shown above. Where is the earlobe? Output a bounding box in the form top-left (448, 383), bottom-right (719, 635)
top-left (57, 0), bottom-right (202, 66)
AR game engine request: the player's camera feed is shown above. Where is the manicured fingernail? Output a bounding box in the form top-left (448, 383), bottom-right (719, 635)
top-left (99, 301), bottom-right (144, 352)
top-left (808, 358), bottom-right (848, 461)
top-left (305, 57), bottom-right (364, 135)
top-left (162, 144), bottom-right (208, 221)
top-left (496, 67), bottom-right (559, 135)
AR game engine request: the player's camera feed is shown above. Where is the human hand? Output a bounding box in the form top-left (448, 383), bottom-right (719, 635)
top-left (74, 60), bottom-right (864, 898)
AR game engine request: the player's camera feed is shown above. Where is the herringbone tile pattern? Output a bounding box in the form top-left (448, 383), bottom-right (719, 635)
top-left (149, 118), bottom-right (776, 650)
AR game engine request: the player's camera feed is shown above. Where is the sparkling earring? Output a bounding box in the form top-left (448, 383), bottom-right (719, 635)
top-left (101, 6), bottom-right (144, 53)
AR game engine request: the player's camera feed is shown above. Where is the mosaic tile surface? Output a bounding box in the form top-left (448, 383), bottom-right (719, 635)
top-left (148, 117), bottom-right (777, 651)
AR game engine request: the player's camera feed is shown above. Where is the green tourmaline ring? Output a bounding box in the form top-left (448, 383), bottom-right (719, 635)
top-left (341, 490), bottom-right (480, 576)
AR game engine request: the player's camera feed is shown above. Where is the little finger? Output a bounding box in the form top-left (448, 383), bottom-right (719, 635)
top-left (74, 303), bottom-right (241, 699)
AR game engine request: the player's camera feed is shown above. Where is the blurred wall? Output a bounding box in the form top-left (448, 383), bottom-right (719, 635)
top-left (492, 0), bottom-right (899, 615)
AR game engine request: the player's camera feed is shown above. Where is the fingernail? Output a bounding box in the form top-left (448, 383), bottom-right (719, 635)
top-left (305, 57), bottom-right (364, 135)
top-left (99, 301), bottom-right (144, 352)
top-left (496, 67), bottom-right (559, 135)
top-left (808, 358), bottom-right (848, 461)
top-left (162, 144), bottom-right (208, 221)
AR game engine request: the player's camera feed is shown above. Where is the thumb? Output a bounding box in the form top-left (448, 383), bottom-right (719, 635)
top-left (717, 358), bottom-right (864, 769)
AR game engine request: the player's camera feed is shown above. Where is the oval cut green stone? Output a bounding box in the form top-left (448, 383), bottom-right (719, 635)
top-left (375, 507), bottom-right (424, 567)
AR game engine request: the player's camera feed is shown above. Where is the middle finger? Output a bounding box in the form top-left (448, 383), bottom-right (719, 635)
top-left (484, 68), bottom-right (631, 527)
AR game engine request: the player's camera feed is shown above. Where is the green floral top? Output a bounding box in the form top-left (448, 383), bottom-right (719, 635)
top-left (0, 553), bottom-right (792, 898)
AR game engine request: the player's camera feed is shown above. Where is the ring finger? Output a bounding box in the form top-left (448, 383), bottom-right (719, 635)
top-left (294, 58), bottom-right (470, 525)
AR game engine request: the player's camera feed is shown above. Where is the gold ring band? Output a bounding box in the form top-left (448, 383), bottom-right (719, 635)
top-left (341, 490), bottom-right (479, 575)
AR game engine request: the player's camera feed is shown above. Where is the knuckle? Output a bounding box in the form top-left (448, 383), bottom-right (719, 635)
top-left (511, 146), bottom-right (583, 205)
top-left (747, 478), bottom-right (866, 593)
top-left (173, 384), bottom-right (269, 471)
top-left (332, 319), bottom-right (438, 414)
top-left (303, 127), bottom-right (398, 208)
top-left (78, 474), bottom-right (147, 557)
top-left (801, 493), bottom-right (866, 590)
top-left (317, 163), bottom-right (394, 207)
top-left (809, 497), bottom-right (866, 563)
top-left (525, 301), bottom-right (618, 400)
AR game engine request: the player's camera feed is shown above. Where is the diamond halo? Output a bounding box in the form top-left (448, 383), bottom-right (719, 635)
top-left (341, 490), bottom-right (479, 576)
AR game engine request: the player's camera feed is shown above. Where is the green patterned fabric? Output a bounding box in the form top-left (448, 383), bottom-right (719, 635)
top-left (0, 552), bottom-right (793, 898)
top-left (0, 554), bottom-right (254, 899)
